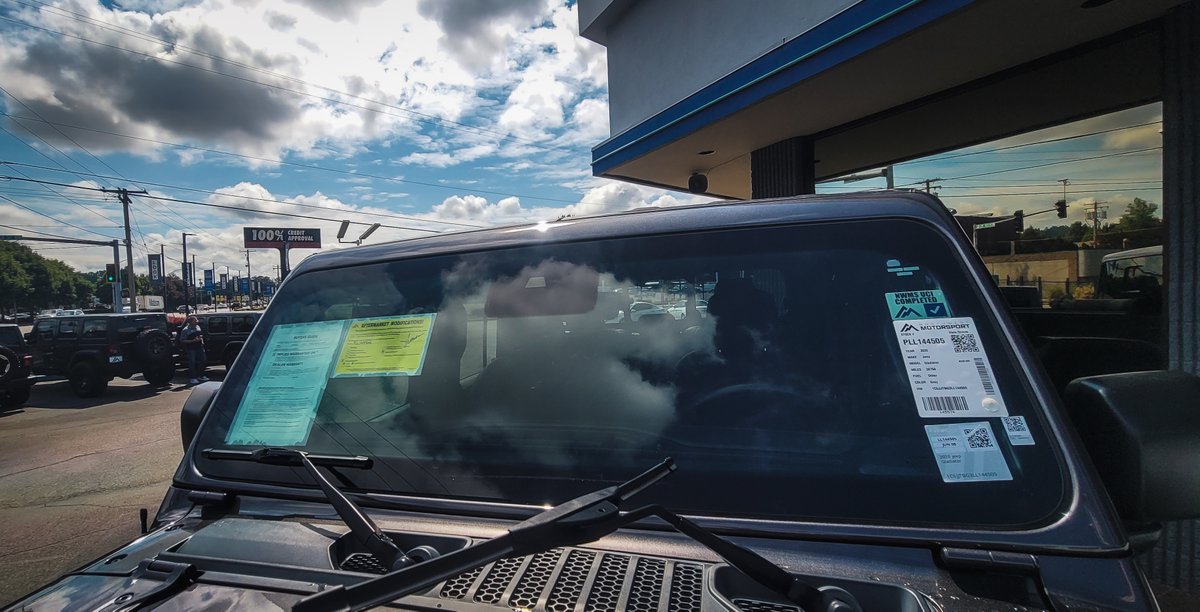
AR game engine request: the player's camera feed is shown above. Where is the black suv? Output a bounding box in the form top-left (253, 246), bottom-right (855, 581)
top-left (0, 323), bottom-right (34, 408)
top-left (179, 312), bottom-right (261, 368)
top-left (11, 193), bottom-right (1200, 611)
top-left (27, 313), bottom-right (177, 397)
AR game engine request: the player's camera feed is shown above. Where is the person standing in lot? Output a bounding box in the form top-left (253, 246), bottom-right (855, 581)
top-left (181, 316), bottom-right (209, 384)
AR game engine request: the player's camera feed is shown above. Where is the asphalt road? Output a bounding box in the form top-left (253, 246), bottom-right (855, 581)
top-left (0, 371), bottom-right (200, 606)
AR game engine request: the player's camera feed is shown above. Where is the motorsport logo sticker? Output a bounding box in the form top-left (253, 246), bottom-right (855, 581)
top-left (885, 290), bottom-right (952, 320)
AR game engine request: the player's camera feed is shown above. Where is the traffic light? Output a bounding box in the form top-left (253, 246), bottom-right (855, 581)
top-left (1012, 210), bottom-right (1024, 237)
top-left (1055, 199), bottom-right (1067, 218)
top-left (104, 264), bottom-right (117, 283)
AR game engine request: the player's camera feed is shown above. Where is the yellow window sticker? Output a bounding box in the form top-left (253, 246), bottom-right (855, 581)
top-left (332, 314), bottom-right (436, 377)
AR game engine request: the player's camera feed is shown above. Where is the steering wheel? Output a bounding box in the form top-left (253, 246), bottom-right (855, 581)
top-left (684, 382), bottom-right (810, 427)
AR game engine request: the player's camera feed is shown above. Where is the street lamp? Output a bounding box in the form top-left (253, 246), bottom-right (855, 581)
top-left (337, 220), bottom-right (382, 246)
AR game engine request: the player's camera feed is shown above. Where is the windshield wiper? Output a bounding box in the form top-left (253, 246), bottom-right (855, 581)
top-left (292, 458), bottom-right (861, 612)
top-left (204, 448), bottom-right (416, 572)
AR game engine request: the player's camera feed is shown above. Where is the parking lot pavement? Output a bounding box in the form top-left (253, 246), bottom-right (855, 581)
top-left (0, 370), bottom-right (211, 605)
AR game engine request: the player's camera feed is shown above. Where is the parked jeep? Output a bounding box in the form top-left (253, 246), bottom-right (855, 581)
top-left (0, 323), bottom-right (34, 408)
top-left (10, 193), bottom-right (1200, 610)
top-left (27, 313), bottom-right (177, 397)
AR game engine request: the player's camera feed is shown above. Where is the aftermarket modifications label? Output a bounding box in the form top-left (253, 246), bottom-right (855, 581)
top-left (885, 290), bottom-right (952, 320)
top-left (225, 320), bottom-right (346, 446)
top-left (925, 421), bottom-right (1013, 483)
top-left (333, 314), bottom-right (436, 378)
top-left (893, 317), bottom-right (1008, 418)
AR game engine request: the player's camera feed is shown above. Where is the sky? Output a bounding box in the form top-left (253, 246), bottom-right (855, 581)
top-left (0, 0), bottom-right (1163, 278)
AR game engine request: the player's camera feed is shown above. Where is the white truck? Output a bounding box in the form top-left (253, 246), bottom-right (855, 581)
top-left (134, 295), bottom-right (165, 311)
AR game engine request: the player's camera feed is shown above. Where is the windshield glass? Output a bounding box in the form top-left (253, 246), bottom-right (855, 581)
top-left (196, 219), bottom-right (1065, 528)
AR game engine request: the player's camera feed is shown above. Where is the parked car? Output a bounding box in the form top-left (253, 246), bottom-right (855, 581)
top-left (176, 312), bottom-right (262, 368)
top-left (26, 313), bottom-right (177, 397)
top-left (11, 193), bottom-right (1200, 610)
top-left (668, 298), bottom-right (708, 320)
top-left (0, 323), bottom-right (35, 408)
top-left (626, 300), bottom-right (668, 322)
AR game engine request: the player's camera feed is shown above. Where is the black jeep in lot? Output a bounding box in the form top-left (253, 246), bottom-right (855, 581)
top-left (10, 193), bottom-right (1200, 611)
top-left (26, 313), bottom-right (177, 397)
top-left (176, 312), bottom-right (262, 368)
top-left (0, 323), bottom-right (34, 408)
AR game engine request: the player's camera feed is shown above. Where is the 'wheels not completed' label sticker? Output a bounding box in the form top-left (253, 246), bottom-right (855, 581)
top-left (925, 421), bottom-right (1013, 482)
top-left (893, 317), bottom-right (1008, 418)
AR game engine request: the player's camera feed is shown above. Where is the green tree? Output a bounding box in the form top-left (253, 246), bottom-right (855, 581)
top-left (0, 249), bottom-right (33, 314)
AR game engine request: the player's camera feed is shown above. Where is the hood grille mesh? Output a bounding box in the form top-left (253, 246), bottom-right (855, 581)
top-left (436, 548), bottom-right (706, 611)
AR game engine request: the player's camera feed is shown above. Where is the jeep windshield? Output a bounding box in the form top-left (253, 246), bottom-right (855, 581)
top-left (195, 218), bottom-right (1066, 528)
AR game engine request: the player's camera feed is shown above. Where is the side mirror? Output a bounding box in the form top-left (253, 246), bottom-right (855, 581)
top-left (1064, 370), bottom-right (1200, 546)
top-left (181, 381), bottom-right (221, 451)
top-left (23, 333), bottom-right (32, 342)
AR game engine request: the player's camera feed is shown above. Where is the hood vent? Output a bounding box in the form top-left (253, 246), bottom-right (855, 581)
top-left (437, 548), bottom-right (707, 611)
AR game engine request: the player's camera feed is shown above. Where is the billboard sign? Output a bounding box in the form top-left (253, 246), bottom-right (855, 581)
top-left (147, 254), bottom-right (162, 286)
top-left (244, 227), bottom-right (321, 249)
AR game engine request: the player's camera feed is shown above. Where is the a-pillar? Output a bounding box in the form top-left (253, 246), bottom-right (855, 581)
top-left (1164, 0), bottom-right (1200, 373)
top-left (750, 136), bottom-right (816, 198)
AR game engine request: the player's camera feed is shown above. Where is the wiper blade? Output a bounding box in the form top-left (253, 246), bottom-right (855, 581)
top-left (204, 448), bottom-right (415, 572)
top-left (292, 458), bottom-right (861, 612)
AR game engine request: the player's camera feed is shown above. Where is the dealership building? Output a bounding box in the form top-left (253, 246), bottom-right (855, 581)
top-left (579, 0), bottom-right (1197, 373)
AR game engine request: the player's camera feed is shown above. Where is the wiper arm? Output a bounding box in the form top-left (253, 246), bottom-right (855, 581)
top-left (292, 458), bottom-right (861, 612)
top-left (204, 448), bottom-right (415, 572)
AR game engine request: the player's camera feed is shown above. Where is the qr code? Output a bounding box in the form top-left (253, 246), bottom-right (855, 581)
top-left (950, 333), bottom-right (979, 353)
top-left (1003, 416), bottom-right (1027, 432)
top-left (966, 426), bottom-right (993, 449)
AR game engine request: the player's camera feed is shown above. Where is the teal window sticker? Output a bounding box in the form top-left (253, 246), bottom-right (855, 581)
top-left (886, 290), bottom-right (952, 320)
top-left (225, 319), bottom-right (349, 446)
top-left (924, 421), bottom-right (1013, 483)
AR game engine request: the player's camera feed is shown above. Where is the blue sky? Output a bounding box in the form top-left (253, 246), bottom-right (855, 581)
top-left (0, 0), bottom-right (1162, 276)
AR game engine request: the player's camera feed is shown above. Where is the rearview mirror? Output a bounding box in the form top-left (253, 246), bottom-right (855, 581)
top-left (1064, 370), bottom-right (1200, 545)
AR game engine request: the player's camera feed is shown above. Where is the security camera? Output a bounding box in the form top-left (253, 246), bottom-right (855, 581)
top-left (688, 173), bottom-right (708, 194)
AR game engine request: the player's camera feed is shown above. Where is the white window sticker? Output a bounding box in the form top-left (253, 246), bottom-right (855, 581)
top-left (925, 421), bottom-right (1013, 483)
top-left (225, 320), bottom-right (347, 446)
top-left (1001, 416), bottom-right (1035, 445)
top-left (893, 317), bottom-right (1008, 418)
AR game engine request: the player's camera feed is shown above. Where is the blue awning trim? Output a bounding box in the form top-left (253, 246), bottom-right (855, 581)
top-left (591, 0), bottom-right (975, 176)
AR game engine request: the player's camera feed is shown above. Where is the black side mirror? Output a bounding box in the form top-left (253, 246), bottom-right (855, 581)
top-left (181, 381), bottom-right (221, 451)
top-left (23, 333), bottom-right (32, 343)
top-left (1064, 371), bottom-right (1200, 547)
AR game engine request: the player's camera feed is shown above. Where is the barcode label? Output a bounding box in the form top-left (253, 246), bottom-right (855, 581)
top-left (922, 396), bottom-right (970, 413)
top-left (973, 357), bottom-right (995, 394)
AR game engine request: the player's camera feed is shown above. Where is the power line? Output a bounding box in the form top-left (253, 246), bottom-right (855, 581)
top-left (0, 6), bottom-right (574, 155)
top-left (900, 146), bottom-right (1163, 186)
top-left (0, 223), bottom-right (102, 240)
top-left (0, 113), bottom-right (575, 207)
top-left (0, 194), bottom-right (121, 239)
top-left (0, 124), bottom-right (123, 224)
top-left (915, 120), bottom-right (1162, 162)
top-left (1, 162), bottom-right (479, 230)
top-left (938, 187), bottom-right (1163, 198)
top-left (0, 174), bottom-right (448, 232)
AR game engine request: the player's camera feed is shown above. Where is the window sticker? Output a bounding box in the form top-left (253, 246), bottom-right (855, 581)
top-left (925, 421), bottom-right (1013, 483)
top-left (886, 290), bottom-right (952, 320)
top-left (225, 320), bottom-right (347, 446)
top-left (886, 259), bottom-right (920, 277)
top-left (893, 317), bottom-right (1009, 418)
top-left (332, 314), bottom-right (436, 378)
top-left (1001, 416), bottom-right (1035, 445)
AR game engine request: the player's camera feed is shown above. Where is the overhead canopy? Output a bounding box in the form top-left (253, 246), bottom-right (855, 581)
top-left (584, 0), bottom-right (1181, 199)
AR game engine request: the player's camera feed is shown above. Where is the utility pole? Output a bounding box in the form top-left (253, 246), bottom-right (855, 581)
top-left (922, 178), bottom-right (941, 194)
top-left (104, 187), bottom-right (148, 312)
top-left (182, 232), bottom-right (194, 316)
top-left (1087, 202), bottom-right (1108, 248)
top-left (244, 250), bottom-right (252, 300)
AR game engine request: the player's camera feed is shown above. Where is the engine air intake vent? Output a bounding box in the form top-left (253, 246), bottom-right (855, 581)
top-left (435, 548), bottom-right (708, 611)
